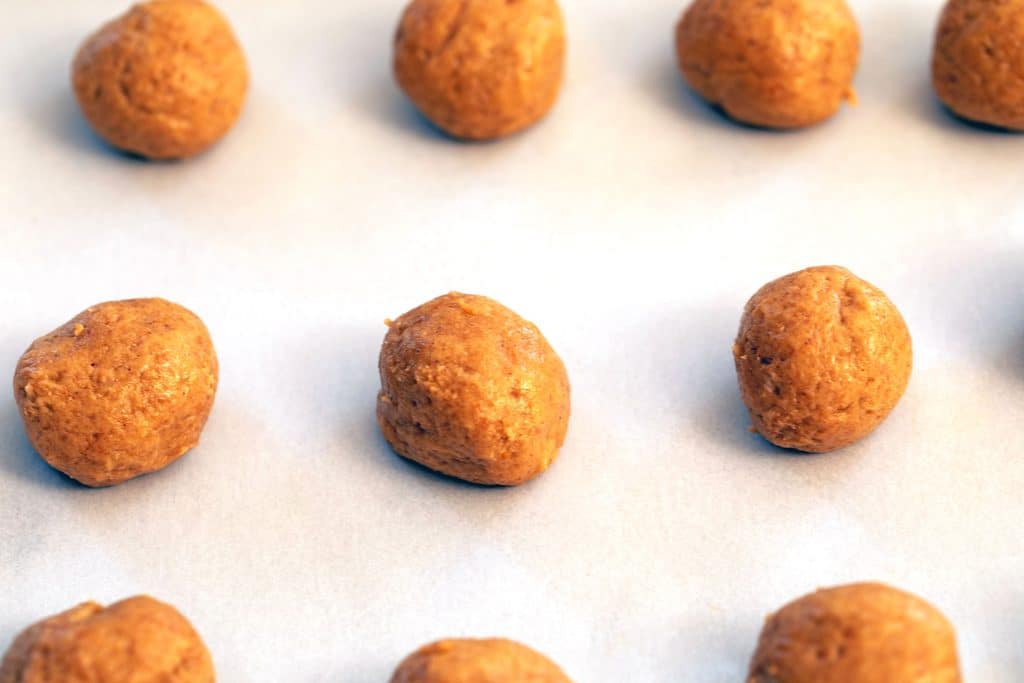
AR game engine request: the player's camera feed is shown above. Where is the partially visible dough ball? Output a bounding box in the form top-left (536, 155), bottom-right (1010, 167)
top-left (733, 266), bottom-right (912, 452)
top-left (390, 638), bottom-right (571, 683)
top-left (14, 298), bottom-right (218, 487)
top-left (0, 596), bottom-right (215, 683)
top-left (748, 583), bottom-right (962, 682)
top-left (377, 292), bottom-right (570, 485)
top-left (675, 0), bottom-right (860, 128)
top-left (393, 0), bottom-right (566, 140)
top-left (933, 0), bottom-right (1024, 130)
top-left (72, 0), bottom-right (248, 159)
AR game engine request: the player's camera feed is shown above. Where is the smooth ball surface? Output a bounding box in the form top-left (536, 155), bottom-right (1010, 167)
top-left (733, 266), bottom-right (911, 453)
top-left (390, 638), bottom-right (571, 683)
top-left (675, 0), bottom-right (860, 128)
top-left (0, 596), bottom-right (215, 683)
top-left (72, 0), bottom-right (248, 159)
top-left (933, 0), bottom-right (1024, 130)
top-left (393, 0), bottom-right (566, 140)
top-left (14, 298), bottom-right (219, 487)
top-left (748, 583), bottom-right (962, 682)
top-left (377, 292), bottom-right (570, 485)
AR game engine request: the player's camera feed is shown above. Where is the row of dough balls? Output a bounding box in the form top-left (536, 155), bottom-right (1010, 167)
top-left (71, 0), bottom-right (1024, 160)
top-left (0, 582), bottom-right (962, 681)
top-left (12, 266), bottom-right (908, 488)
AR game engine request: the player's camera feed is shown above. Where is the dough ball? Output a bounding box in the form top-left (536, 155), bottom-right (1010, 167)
top-left (932, 0), bottom-right (1024, 130)
top-left (377, 292), bottom-right (570, 485)
top-left (733, 266), bottom-right (911, 453)
top-left (393, 0), bottom-right (566, 140)
top-left (748, 582), bottom-right (962, 682)
top-left (14, 298), bottom-right (218, 487)
top-left (72, 0), bottom-right (248, 159)
top-left (675, 0), bottom-right (860, 128)
top-left (0, 596), bottom-right (215, 683)
top-left (390, 638), bottom-right (571, 683)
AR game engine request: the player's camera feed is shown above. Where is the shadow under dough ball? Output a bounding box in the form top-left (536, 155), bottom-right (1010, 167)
top-left (72, 0), bottom-right (248, 160)
top-left (391, 638), bottom-right (571, 683)
top-left (733, 266), bottom-right (912, 452)
top-left (393, 0), bottom-right (566, 140)
top-left (675, 0), bottom-right (860, 128)
top-left (748, 583), bottom-right (962, 682)
top-left (0, 596), bottom-right (215, 683)
top-left (13, 298), bottom-right (218, 487)
top-left (933, 0), bottom-right (1024, 130)
top-left (377, 292), bottom-right (570, 486)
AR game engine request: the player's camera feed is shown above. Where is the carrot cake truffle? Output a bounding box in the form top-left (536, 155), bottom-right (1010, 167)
top-left (733, 266), bottom-right (912, 452)
top-left (391, 638), bottom-right (571, 682)
top-left (393, 0), bottom-right (566, 140)
top-left (675, 0), bottom-right (861, 128)
top-left (14, 298), bottom-right (218, 487)
top-left (377, 292), bottom-right (570, 485)
top-left (72, 0), bottom-right (249, 159)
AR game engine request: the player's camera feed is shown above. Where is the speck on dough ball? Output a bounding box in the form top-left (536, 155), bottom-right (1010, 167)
top-left (675, 0), bottom-right (861, 128)
top-left (377, 292), bottom-right (570, 486)
top-left (14, 298), bottom-right (218, 487)
top-left (933, 0), bottom-right (1024, 130)
top-left (390, 638), bottom-right (571, 683)
top-left (733, 266), bottom-right (911, 453)
top-left (72, 0), bottom-right (248, 160)
top-left (393, 0), bottom-right (566, 140)
top-left (748, 583), bottom-right (962, 683)
top-left (0, 596), bottom-right (215, 683)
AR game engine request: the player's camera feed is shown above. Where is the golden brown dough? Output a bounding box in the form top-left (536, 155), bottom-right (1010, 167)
top-left (748, 582), bottom-right (962, 682)
top-left (675, 0), bottom-right (860, 128)
top-left (377, 292), bottom-right (570, 485)
top-left (733, 266), bottom-right (911, 453)
top-left (390, 638), bottom-right (571, 683)
top-left (932, 0), bottom-right (1024, 130)
top-left (72, 0), bottom-right (248, 159)
top-left (13, 298), bottom-right (218, 487)
top-left (0, 596), bottom-right (215, 683)
top-left (393, 0), bottom-right (566, 140)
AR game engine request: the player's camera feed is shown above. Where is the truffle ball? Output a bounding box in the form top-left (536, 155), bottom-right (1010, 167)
top-left (675, 0), bottom-right (861, 128)
top-left (0, 596), bottom-right (215, 683)
top-left (733, 266), bottom-right (912, 452)
top-left (748, 582), bottom-right (962, 682)
top-left (72, 0), bottom-right (249, 159)
top-left (932, 0), bottom-right (1024, 130)
top-left (14, 298), bottom-right (219, 487)
top-left (377, 292), bottom-right (570, 485)
top-left (390, 638), bottom-right (571, 683)
top-left (393, 0), bottom-right (566, 140)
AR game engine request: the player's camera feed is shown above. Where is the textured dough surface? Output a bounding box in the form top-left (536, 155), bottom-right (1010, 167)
top-left (72, 0), bottom-right (248, 159)
top-left (393, 0), bottom-right (566, 140)
top-left (733, 266), bottom-right (911, 452)
top-left (14, 298), bottom-right (218, 487)
top-left (390, 638), bottom-right (572, 683)
top-left (0, 596), bottom-right (215, 683)
top-left (675, 0), bottom-right (860, 128)
top-left (377, 292), bottom-right (570, 485)
top-left (748, 582), bottom-right (962, 682)
top-left (932, 0), bottom-right (1024, 130)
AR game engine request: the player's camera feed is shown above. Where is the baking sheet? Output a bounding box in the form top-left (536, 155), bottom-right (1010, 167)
top-left (2, 0), bottom-right (1023, 680)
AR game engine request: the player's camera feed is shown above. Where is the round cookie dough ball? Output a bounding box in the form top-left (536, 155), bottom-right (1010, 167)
top-left (933, 0), bottom-right (1024, 129)
top-left (675, 0), bottom-right (861, 128)
top-left (72, 0), bottom-right (248, 159)
top-left (390, 638), bottom-right (571, 683)
top-left (748, 583), bottom-right (962, 682)
top-left (393, 0), bottom-right (566, 140)
top-left (14, 298), bottom-right (218, 487)
top-left (0, 596), bottom-right (215, 683)
top-left (733, 266), bottom-right (911, 453)
top-left (377, 292), bottom-right (570, 485)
